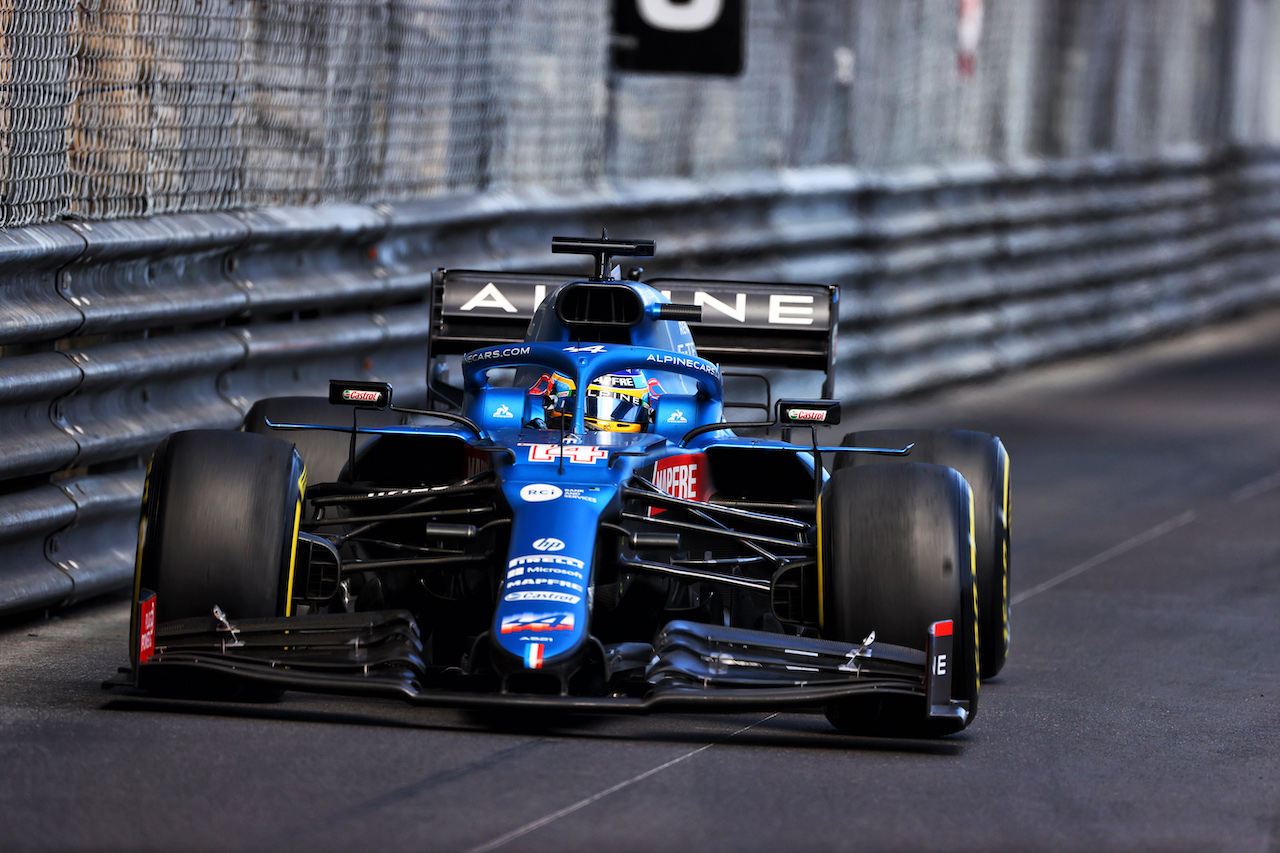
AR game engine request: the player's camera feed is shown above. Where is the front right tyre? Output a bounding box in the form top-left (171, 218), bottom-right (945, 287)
top-left (818, 463), bottom-right (980, 737)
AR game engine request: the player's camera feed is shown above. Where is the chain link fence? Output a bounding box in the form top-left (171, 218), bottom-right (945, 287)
top-left (3, 0), bottom-right (1279, 229)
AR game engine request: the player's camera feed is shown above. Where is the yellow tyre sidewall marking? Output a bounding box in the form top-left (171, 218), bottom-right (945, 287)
top-left (816, 492), bottom-right (825, 634)
top-left (969, 487), bottom-right (981, 697)
top-left (283, 467), bottom-right (306, 617)
top-left (1002, 449), bottom-right (1011, 648)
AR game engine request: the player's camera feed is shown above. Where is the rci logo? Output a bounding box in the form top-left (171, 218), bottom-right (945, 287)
top-left (532, 537), bottom-right (565, 552)
top-left (520, 483), bottom-right (562, 503)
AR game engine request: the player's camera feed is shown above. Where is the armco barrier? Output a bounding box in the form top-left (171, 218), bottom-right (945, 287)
top-left (1, 148), bottom-right (1278, 617)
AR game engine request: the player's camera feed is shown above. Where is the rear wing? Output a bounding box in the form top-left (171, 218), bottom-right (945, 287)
top-left (429, 269), bottom-right (839, 396)
top-left (429, 269), bottom-right (571, 357)
top-left (644, 278), bottom-right (837, 384)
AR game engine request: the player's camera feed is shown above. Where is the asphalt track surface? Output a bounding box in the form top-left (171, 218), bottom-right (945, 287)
top-left (4, 310), bottom-right (1280, 852)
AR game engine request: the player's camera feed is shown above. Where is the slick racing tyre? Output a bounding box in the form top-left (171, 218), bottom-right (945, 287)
top-left (819, 463), bottom-right (980, 737)
top-left (836, 429), bottom-right (1011, 678)
top-left (133, 429), bottom-right (306, 633)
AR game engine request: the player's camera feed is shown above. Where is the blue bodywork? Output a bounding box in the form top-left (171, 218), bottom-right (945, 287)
top-left (464, 339), bottom-right (731, 672)
top-left (308, 279), bottom-right (825, 679)
top-left (438, 305), bottom-right (814, 675)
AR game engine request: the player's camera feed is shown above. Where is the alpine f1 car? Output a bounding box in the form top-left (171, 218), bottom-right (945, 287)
top-left (109, 236), bottom-right (1011, 738)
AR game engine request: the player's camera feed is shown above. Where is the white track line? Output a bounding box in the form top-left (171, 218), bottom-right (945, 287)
top-left (1011, 511), bottom-right (1196, 605)
top-left (1231, 470), bottom-right (1280, 503)
top-left (1014, 467), bottom-right (1280, 605)
top-left (465, 714), bottom-right (778, 853)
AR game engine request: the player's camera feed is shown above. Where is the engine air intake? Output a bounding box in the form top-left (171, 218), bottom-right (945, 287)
top-left (555, 282), bottom-right (644, 327)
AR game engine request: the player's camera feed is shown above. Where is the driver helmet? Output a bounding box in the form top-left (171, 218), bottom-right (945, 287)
top-left (584, 369), bottom-right (655, 432)
top-left (529, 369), bottom-right (659, 432)
top-left (529, 371), bottom-right (575, 430)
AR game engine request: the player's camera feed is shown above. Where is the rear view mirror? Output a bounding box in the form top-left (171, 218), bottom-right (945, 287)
top-left (329, 380), bottom-right (392, 409)
top-left (776, 399), bottom-right (841, 426)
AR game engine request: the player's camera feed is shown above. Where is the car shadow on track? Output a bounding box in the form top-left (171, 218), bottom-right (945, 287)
top-left (102, 695), bottom-right (968, 755)
top-left (100, 695), bottom-right (489, 734)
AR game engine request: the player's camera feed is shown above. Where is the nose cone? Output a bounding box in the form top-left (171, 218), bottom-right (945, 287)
top-left (491, 481), bottom-right (616, 679)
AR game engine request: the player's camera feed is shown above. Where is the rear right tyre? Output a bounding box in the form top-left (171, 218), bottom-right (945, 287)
top-left (837, 428), bottom-right (1011, 678)
top-left (243, 395), bottom-right (404, 487)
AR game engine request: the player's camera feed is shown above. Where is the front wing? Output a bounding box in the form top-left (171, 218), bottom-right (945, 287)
top-left (105, 610), bottom-right (965, 724)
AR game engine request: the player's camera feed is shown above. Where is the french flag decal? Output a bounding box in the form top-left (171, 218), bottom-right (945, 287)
top-left (525, 643), bottom-right (545, 669)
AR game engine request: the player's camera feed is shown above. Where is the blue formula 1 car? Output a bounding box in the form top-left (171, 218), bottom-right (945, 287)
top-left (110, 236), bottom-right (1011, 738)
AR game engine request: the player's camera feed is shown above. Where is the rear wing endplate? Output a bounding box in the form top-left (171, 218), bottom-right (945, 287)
top-left (430, 270), bottom-right (839, 395)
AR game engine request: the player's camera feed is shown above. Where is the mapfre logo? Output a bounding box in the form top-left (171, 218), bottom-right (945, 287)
top-left (651, 453), bottom-right (710, 504)
top-left (532, 537), bottom-right (565, 552)
top-left (519, 484), bottom-right (562, 503)
top-left (464, 447), bottom-right (490, 479)
top-left (654, 460), bottom-right (700, 499)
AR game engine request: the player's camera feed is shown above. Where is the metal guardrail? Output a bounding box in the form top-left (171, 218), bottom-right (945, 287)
top-left (1, 148), bottom-right (1278, 617)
